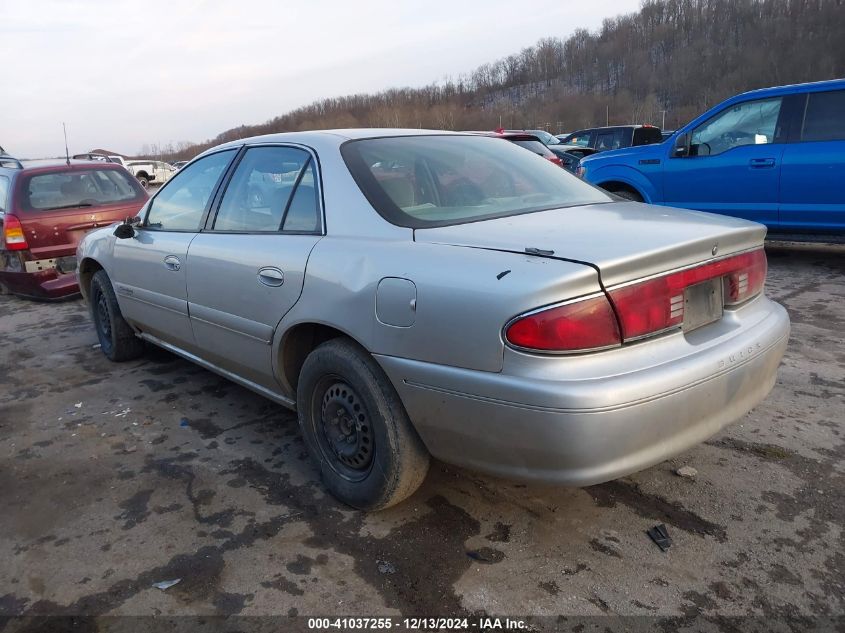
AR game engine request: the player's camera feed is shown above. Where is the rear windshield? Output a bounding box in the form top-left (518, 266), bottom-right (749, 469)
top-left (22, 168), bottom-right (145, 211)
top-left (632, 126), bottom-right (664, 146)
top-left (509, 139), bottom-right (553, 156)
top-left (341, 135), bottom-right (611, 228)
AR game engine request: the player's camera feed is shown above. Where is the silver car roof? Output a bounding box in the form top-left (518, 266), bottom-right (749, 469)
top-left (206, 128), bottom-right (464, 154)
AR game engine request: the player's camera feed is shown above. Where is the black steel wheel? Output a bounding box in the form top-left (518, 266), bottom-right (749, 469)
top-left (90, 270), bottom-right (145, 362)
top-left (315, 378), bottom-right (374, 481)
top-left (297, 338), bottom-right (430, 510)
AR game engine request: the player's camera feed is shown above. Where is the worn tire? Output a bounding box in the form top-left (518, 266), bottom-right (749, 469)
top-left (610, 188), bottom-right (643, 202)
top-left (90, 270), bottom-right (145, 362)
top-left (297, 338), bottom-right (430, 510)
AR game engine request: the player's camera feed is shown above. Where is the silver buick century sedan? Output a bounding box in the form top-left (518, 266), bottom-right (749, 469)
top-left (77, 129), bottom-right (790, 510)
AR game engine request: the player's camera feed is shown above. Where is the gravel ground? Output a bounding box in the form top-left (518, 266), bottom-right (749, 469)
top-left (0, 241), bottom-right (842, 631)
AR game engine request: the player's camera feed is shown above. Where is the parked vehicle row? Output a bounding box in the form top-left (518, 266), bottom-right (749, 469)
top-left (579, 78), bottom-right (845, 234)
top-left (75, 129), bottom-right (789, 510)
top-left (70, 152), bottom-right (179, 188)
top-left (0, 160), bottom-right (148, 298)
top-left (558, 124), bottom-right (664, 151)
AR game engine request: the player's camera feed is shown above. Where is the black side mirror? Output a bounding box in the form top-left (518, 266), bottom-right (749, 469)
top-left (113, 216), bottom-right (140, 239)
top-left (673, 133), bottom-right (690, 158)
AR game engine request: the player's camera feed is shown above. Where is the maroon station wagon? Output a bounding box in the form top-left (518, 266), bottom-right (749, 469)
top-left (0, 158), bottom-right (148, 299)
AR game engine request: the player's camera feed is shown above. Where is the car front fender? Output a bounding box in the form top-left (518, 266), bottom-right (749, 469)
top-left (586, 163), bottom-right (660, 204)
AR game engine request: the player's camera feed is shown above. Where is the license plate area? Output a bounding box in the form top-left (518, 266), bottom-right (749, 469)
top-left (682, 278), bottom-right (723, 332)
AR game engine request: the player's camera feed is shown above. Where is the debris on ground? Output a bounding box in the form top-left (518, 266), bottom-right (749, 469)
top-left (152, 579), bottom-right (181, 590)
top-left (114, 408), bottom-right (131, 418)
top-left (377, 561), bottom-right (396, 574)
top-left (92, 343), bottom-right (101, 349)
top-left (466, 547), bottom-right (506, 564)
top-left (647, 524), bottom-right (672, 552)
top-left (180, 417), bottom-right (189, 427)
top-left (675, 466), bottom-right (698, 479)
top-left (74, 402), bottom-right (83, 409)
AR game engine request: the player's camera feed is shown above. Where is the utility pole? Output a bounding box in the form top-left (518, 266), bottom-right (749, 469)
top-left (606, 105), bottom-right (609, 126)
top-left (660, 110), bottom-right (667, 129)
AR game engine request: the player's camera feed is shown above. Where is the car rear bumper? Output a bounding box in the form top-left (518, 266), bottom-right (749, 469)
top-left (0, 266), bottom-right (80, 299)
top-left (375, 295), bottom-right (790, 486)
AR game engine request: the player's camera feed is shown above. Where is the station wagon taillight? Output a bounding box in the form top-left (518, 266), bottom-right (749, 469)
top-left (505, 294), bottom-right (622, 352)
top-left (608, 248), bottom-right (767, 340)
top-left (2, 214), bottom-right (28, 251)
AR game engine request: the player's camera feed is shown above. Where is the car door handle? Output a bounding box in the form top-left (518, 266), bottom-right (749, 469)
top-left (749, 158), bottom-right (776, 168)
top-left (163, 255), bottom-right (181, 271)
top-left (257, 267), bottom-right (285, 287)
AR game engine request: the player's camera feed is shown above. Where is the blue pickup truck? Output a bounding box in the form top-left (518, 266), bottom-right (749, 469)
top-left (579, 79), bottom-right (845, 235)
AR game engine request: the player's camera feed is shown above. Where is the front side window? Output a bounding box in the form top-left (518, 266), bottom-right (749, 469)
top-left (801, 89), bottom-right (845, 142)
top-left (145, 150), bottom-right (235, 230)
top-left (562, 131), bottom-right (591, 147)
top-left (342, 135), bottom-right (612, 228)
top-left (22, 168), bottom-right (145, 211)
top-left (691, 97), bottom-right (783, 156)
top-left (213, 146), bottom-right (319, 232)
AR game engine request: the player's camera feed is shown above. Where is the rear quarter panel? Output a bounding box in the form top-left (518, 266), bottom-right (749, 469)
top-left (277, 238), bottom-right (600, 374)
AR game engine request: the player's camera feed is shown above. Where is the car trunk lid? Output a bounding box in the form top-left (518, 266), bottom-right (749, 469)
top-left (414, 202), bottom-right (765, 288)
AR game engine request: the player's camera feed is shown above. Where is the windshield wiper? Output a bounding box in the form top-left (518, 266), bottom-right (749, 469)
top-left (43, 202), bottom-right (96, 210)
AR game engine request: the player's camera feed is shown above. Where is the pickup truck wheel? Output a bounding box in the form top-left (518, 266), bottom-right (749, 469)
top-left (136, 175), bottom-right (149, 188)
top-left (90, 270), bottom-right (145, 362)
top-left (297, 338), bottom-right (430, 510)
top-left (609, 187), bottom-right (643, 202)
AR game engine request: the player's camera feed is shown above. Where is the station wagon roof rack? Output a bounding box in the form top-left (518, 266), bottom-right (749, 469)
top-left (0, 156), bottom-right (24, 169)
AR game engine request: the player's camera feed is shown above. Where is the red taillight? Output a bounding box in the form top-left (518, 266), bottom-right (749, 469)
top-left (608, 248), bottom-right (767, 340)
top-left (724, 249), bottom-right (767, 305)
top-left (547, 156), bottom-right (564, 167)
top-left (506, 294), bottom-right (621, 353)
top-left (2, 214), bottom-right (28, 251)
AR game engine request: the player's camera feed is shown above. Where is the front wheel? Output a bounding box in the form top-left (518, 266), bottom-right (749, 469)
top-left (90, 270), bottom-right (145, 362)
top-left (608, 187), bottom-right (643, 202)
top-left (297, 338), bottom-right (430, 510)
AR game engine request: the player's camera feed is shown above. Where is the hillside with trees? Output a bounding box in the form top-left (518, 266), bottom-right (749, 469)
top-left (156, 0), bottom-right (845, 160)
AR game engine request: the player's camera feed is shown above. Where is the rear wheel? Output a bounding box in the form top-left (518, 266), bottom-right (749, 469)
top-left (297, 338), bottom-right (430, 510)
top-left (136, 174), bottom-right (149, 188)
top-left (90, 270), bottom-right (145, 362)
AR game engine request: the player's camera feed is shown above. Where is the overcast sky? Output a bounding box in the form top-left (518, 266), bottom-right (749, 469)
top-left (0, 0), bottom-right (640, 158)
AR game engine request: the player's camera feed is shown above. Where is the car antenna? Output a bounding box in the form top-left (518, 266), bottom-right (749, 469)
top-left (63, 122), bottom-right (70, 165)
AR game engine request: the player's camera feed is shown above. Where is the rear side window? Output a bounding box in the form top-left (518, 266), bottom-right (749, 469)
top-left (595, 130), bottom-right (622, 151)
top-left (22, 168), bottom-right (145, 211)
top-left (213, 146), bottom-right (319, 233)
top-left (633, 127), bottom-right (663, 146)
top-left (0, 176), bottom-right (9, 212)
top-left (801, 90), bottom-right (845, 142)
top-left (145, 150), bottom-right (235, 231)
